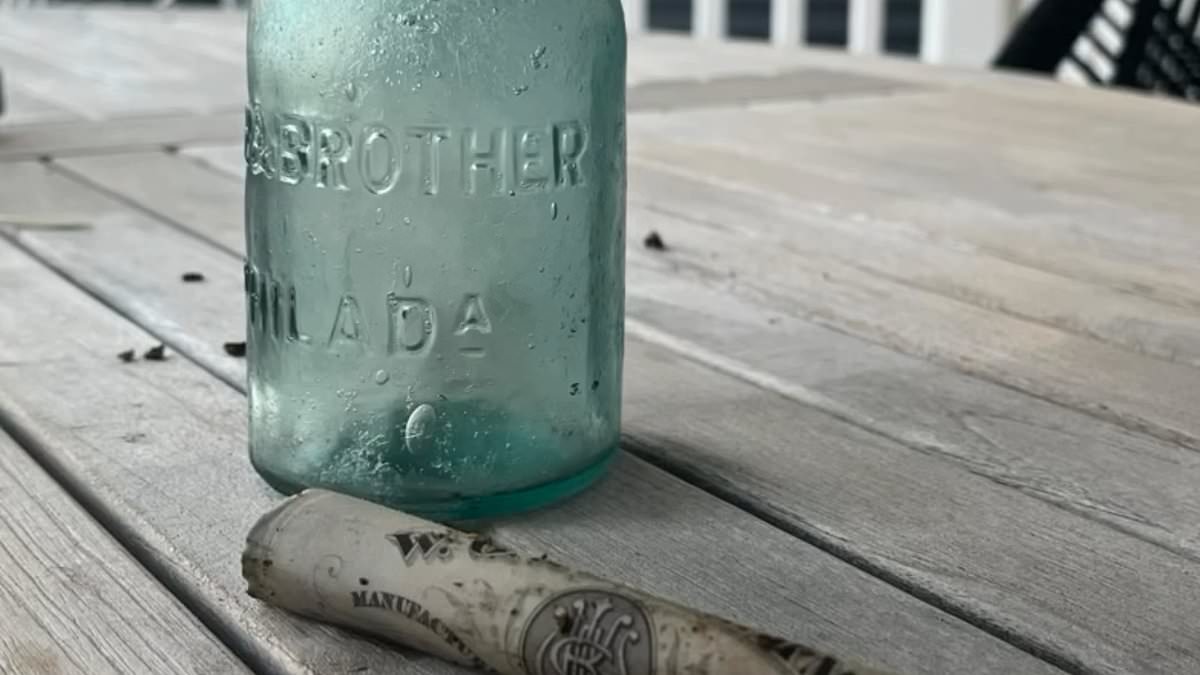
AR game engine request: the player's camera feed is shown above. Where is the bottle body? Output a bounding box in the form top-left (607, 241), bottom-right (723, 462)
top-left (244, 0), bottom-right (626, 518)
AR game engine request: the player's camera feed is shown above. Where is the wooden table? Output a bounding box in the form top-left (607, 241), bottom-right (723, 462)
top-left (2, 7), bottom-right (1199, 675)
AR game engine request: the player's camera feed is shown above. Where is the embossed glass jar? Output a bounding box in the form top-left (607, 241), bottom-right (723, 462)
top-left (244, 0), bottom-right (626, 518)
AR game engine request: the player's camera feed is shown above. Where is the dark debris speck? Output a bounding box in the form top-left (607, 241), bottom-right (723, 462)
top-left (223, 341), bottom-right (247, 357)
top-left (117, 349), bottom-right (136, 363)
top-left (181, 272), bottom-right (206, 283)
top-left (591, 379), bottom-right (599, 391)
top-left (569, 382), bottom-right (580, 396)
top-left (358, 577), bottom-right (369, 586)
top-left (143, 344), bottom-right (167, 361)
top-left (643, 231), bottom-right (667, 251)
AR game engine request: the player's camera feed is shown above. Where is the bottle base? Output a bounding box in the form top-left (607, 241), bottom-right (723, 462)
top-left (253, 445), bottom-right (619, 520)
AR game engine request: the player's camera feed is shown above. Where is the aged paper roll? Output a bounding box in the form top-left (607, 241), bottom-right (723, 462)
top-left (243, 489), bottom-right (893, 675)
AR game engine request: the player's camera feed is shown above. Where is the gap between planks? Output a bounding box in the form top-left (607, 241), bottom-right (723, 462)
top-left (0, 111), bottom-right (243, 161)
top-left (9, 152), bottom-right (1200, 672)
top-left (0, 429), bottom-right (250, 675)
top-left (0, 228), bottom-right (1141, 675)
top-left (57, 147), bottom-right (1200, 457)
top-left (0, 238), bottom-right (1063, 675)
top-left (45, 146), bottom-right (1200, 555)
top-left (626, 120), bottom-right (1200, 337)
top-left (176, 136), bottom-right (1200, 375)
top-left (629, 99), bottom-right (1200, 312)
top-left (618, 159), bottom-right (1200, 455)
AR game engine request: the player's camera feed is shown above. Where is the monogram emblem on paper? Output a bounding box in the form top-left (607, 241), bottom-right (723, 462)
top-left (521, 590), bottom-right (654, 675)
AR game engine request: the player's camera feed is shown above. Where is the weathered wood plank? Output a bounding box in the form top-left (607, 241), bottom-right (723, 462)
top-left (0, 237), bottom-right (1056, 675)
top-left (15, 155), bottom-right (1200, 675)
top-left (617, 154), bottom-right (1200, 453)
top-left (0, 239), bottom-right (461, 675)
top-left (6, 8), bottom-right (996, 93)
top-left (179, 144), bottom-right (244, 179)
top-left (0, 10), bottom-right (245, 119)
top-left (627, 68), bottom-right (915, 111)
top-left (0, 431), bottom-right (250, 675)
top-left (174, 91), bottom-right (1200, 326)
top-left (626, 145), bottom-right (1200, 368)
top-left (83, 9), bottom-right (248, 68)
top-left (0, 43), bottom-right (107, 121)
top-left (91, 148), bottom-right (1200, 471)
top-left (0, 112), bottom-right (242, 161)
top-left (0, 80), bottom-right (79, 126)
top-left (630, 92), bottom-right (1200, 290)
top-left (12, 6), bottom-right (1179, 125)
top-left (56, 152), bottom-right (245, 256)
top-left (98, 148), bottom-right (1200, 568)
top-left (2, 8), bottom-right (924, 121)
top-left (623, 265), bottom-right (1200, 565)
top-left (630, 93), bottom-right (1200, 311)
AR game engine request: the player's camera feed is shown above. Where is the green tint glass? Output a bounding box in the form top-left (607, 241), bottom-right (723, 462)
top-left (244, 0), bottom-right (627, 518)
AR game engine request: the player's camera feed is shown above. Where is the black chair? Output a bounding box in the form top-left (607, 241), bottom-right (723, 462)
top-left (995, 0), bottom-right (1200, 102)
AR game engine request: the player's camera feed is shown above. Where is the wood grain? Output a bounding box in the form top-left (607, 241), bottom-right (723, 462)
top-left (627, 67), bottom-right (915, 111)
top-left (5, 10), bottom-right (1200, 674)
top-left (617, 155), bottom-right (1200, 453)
top-left (0, 430), bottom-right (249, 675)
top-left (0, 6), bottom-right (912, 130)
top-left (630, 94), bottom-right (1200, 311)
top-left (0, 10), bottom-right (245, 120)
top-left (0, 112), bottom-right (242, 161)
top-left (179, 144), bottom-right (245, 179)
top-left (55, 152), bottom-right (246, 256)
top-left (175, 79), bottom-right (1200, 322)
top-left (83, 10), bottom-right (248, 69)
top-left (0, 238), bottom-right (1057, 675)
top-left (623, 269), bottom-right (1200, 565)
top-left (0, 80), bottom-right (79, 126)
top-left (77, 149), bottom-right (1200, 564)
top-left (14, 154), bottom-right (1200, 675)
top-left (627, 145), bottom-right (1200, 368)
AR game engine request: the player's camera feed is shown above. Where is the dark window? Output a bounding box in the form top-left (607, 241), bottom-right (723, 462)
top-left (649, 0), bottom-right (692, 32)
top-left (645, 0), bottom-right (922, 53)
top-left (807, 0), bottom-right (849, 46)
top-left (730, 0), bottom-right (771, 39)
top-left (885, 0), bottom-right (922, 55)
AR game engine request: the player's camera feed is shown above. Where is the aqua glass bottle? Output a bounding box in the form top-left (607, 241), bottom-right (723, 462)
top-left (243, 0), bottom-right (626, 519)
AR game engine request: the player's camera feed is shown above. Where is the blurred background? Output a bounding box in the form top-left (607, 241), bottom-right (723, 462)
top-left (1, 0), bottom-right (926, 55)
top-left (0, 0), bottom-right (1196, 129)
top-left (5, 0), bottom-right (1196, 98)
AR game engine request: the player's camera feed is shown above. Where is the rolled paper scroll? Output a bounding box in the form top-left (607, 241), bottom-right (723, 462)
top-left (243, 489), bottom-right (894, 675)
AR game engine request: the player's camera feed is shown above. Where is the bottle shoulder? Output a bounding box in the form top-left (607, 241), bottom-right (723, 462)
top-left (248, 1), bottom-right (626, 49)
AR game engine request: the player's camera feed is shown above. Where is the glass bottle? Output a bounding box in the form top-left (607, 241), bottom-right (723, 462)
top-left (243, 0), bottom-right (626, 519)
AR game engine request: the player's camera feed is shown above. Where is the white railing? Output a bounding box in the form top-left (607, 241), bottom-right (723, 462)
top-left (1, 0), bottom-right (1034, 68)
top-left (625, 0), bottom-right (1041, 67)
